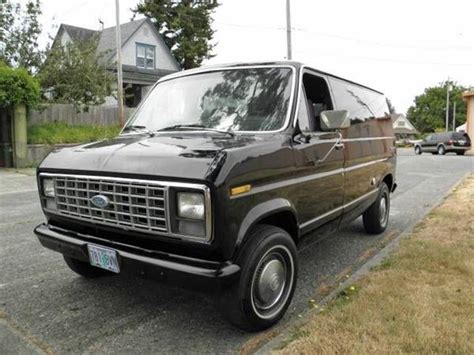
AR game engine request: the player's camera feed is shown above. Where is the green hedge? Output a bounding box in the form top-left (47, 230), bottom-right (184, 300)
top-left (0, 64), bottom-right (40, 108)
top-left (28, 122), bottom-right (121, 144)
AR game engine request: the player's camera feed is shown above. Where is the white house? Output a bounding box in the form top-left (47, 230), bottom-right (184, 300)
top-left (51, 19), bottom-right (181, 107)
top-left (392, 114), bottom-right (418, 140)
top-left (456, 123), bottom-right (466, 132)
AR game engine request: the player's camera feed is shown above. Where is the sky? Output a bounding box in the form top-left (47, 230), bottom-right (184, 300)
top-left (33, 0), bottom-right (474, 114)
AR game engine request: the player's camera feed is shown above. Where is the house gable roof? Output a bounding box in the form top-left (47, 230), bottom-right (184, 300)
top-left (51, 18), bottom-right (180, 71)
top-left (97, 18), bottom-right (148, 61)
top-left (392, 114), bottom-right (418, 134)
top-left (62, 24), bottom-right (98, 42)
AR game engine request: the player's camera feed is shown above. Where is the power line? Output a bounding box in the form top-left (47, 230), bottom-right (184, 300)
top-left (294, 48), bottom-right (472, 67)
top-left (213, 21), bottom-right (471, 52)
top-left (292, 26), bottom-right (471, 51)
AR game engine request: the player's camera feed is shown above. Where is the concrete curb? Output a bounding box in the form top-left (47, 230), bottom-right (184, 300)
top-left (254, 173), bottom-right (470, 354)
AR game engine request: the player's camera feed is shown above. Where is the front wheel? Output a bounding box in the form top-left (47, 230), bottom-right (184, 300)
top-left (363, 183), bottom-right (390, 234)
top-left (219, 225), bottom-right (298, 331)
top-left (414, 146), bottom-right (422, 155)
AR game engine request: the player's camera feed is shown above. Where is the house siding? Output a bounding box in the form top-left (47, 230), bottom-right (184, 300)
top-left (121, 22), bottom-right (179, 71)
top-left (61, 31), bottom-right (71, 46)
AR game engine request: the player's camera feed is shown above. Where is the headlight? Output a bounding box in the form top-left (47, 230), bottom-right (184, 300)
top-left (43, 178), bottom-right (55, 197)
top-left (177, 192), bottom-right (205, 220)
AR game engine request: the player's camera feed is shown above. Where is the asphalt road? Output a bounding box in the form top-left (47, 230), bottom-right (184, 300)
top-left (1, 148), bottom-right (473, 354)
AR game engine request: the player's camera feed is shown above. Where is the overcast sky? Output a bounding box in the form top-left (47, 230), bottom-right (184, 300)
top-left (35, 0), bottom-right (473, 114)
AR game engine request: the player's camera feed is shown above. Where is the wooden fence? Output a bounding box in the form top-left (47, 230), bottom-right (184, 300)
top-left (28, 104), bottom-right (136, 126)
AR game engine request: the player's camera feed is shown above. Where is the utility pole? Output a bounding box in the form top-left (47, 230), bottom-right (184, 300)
top-left (286, 0), bottom-right (292, 60)
top-left (115, 0), bottom-right (124, 126)
top-left (445, 78), bottom-right (451, 132)
top-left (452, 101), bottom-right (456, 131)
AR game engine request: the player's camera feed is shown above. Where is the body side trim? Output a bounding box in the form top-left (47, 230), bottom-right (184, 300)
top-left (299, 188), bottom-right (378, 229)
top-left (232, 158), bottom-right (388, 199)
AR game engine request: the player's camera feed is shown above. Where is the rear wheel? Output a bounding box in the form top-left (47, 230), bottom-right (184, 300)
top-left (363, 183), bottom-right (390, 234)
top-left (437, 145), bottom-right (446, 155)
top-left (414, 146), bottom-right (422, 155)
top-left (218, 225), bottom-right (298, 331)
top-left (456, 151), bottom-right (465, 156)
top-left (64, 255), bottom-right (113, 278)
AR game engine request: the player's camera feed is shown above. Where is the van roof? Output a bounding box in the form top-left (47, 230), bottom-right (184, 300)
top-left (162, 61), bottom-right (385, 95)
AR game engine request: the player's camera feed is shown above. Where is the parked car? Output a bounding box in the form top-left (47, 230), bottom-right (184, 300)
top-left (34, 62), bottom-right (396, 331)
top-left (414, 132), bottom-right (471, 155)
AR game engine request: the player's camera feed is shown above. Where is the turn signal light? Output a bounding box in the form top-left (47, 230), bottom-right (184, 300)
top-left (230, 184), bottom-right (251, 196)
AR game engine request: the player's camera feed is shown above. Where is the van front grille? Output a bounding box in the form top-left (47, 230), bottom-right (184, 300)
top-left (51, 175), bottom-right (168, 234)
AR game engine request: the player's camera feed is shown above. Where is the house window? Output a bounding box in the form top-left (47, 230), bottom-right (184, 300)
top-left (136, 43), bottom-right (155, 69)
top-left (397, 121), bottom-right (406, 127)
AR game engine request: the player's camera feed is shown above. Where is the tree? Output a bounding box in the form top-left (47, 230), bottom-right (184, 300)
top-left (386, 98), bottom-right (396, 114)
top-left (134, 0), bottom-right (219, 69)
top-left (38, 38), bottom-right (114, 111)
top-left (407, 81), bottom-right (468, 133)
top-left (0, 62), bottom-right (40, 108)
top-left (0, 0), bottom-right (44, 73)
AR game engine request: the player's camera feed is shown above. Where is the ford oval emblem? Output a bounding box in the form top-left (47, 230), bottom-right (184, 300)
top-left (90, 194), bottom-right (110, 209)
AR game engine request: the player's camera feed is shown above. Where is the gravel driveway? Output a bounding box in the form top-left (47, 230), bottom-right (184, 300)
top-left (0, 148), bottom-right (472, 354)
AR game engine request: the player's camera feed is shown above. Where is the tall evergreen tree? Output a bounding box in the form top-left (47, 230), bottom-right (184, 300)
top-left (134, 0), bottom-right (219, 69)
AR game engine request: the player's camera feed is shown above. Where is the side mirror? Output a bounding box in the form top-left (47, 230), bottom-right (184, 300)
top-left (320, 110), bottom-right (350, 131)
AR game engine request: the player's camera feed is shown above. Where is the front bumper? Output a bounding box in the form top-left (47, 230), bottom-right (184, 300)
top-left (34, 223), bottom-right (240, 289)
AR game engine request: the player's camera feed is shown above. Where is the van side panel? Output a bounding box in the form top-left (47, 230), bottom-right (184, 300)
top-left (328, 78), bottom-right (396, 218)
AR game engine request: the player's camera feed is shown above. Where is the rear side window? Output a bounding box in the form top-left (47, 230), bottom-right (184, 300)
top-left (328, 78), bottom-right (388, 124)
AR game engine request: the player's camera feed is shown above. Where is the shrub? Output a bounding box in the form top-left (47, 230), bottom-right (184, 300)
top-left (0, 63), bottom-right (40, 108)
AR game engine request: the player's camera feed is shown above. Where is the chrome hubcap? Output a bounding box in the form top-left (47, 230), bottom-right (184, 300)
top-left (256, 259), bottom-right (286, 309)
top-left (251, 245), bottom-right (294, 319)
top-left (379, 195), bottom-right (388, 225)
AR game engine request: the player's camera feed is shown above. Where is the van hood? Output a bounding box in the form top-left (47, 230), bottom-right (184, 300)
top-left (39, 133), bottom-right (276, 182)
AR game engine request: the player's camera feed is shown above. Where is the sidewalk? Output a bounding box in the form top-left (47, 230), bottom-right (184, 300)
top-left (0, 168), bottom-right (37, 196)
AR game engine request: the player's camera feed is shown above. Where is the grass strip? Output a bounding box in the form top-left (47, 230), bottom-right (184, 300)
top-left (276, 175), bottom-right (474, 354)
top-left (28, 122), bottom-right (121, 144)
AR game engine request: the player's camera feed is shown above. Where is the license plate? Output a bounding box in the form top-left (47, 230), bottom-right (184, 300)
top-left (87, 244), bottom-right (120, 273)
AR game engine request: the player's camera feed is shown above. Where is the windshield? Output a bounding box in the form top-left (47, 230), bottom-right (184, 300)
top-left (125, 67), bottom-right (294, 133)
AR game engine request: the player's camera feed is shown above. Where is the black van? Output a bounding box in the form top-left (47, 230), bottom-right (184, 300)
top-left (414, 132), bottom-right (471, 155)
top-left (34, 62), bottom-right (396, 331)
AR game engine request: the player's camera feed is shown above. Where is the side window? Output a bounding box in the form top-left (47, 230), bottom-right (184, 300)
top-left (298, 73), bottom-right (333, 132)
top-left (329, 78), bottom-right (388, 124)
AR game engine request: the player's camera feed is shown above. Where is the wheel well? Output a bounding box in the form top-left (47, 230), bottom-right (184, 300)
top-left (258, 210), bottom-right (299, 244)
top-left (382, 174), bottom-right (394, 191)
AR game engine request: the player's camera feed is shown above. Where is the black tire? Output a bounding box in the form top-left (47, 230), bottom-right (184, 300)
top-left (431, 152), bottom-right (438, 155)
top-left (414, 146), bottom-right (422, 155)
top-left (218, 225), bottom-right (298, 331)
top-left (363, 183), bottom-right (390, 234)
top-left (456, 151), bottom-right (465, 156)
top-left (63, 255), bottom-right (113, 278)
top-left (437, 145), bottom-right (446, 155)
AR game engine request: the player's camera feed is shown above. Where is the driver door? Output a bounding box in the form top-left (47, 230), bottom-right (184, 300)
top-left (292, 75), bottom-right (345, 235)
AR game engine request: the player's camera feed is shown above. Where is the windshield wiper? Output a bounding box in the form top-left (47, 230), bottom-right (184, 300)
top-left (156, 124), bottom-right (235, 138)
top-left (122, 125), bottom-right (155, 136)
